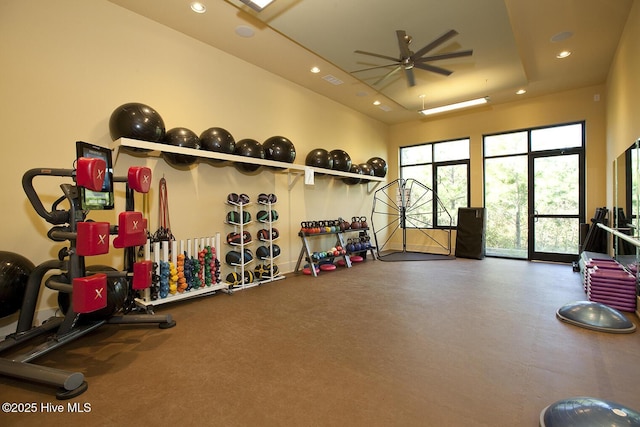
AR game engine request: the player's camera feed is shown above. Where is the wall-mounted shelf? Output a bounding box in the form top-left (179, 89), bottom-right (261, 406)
top-left (112, 138), bottom-right (386, 188)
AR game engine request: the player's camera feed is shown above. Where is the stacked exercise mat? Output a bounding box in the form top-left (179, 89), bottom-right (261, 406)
top-left (583, 257), bottom-right (637, 312)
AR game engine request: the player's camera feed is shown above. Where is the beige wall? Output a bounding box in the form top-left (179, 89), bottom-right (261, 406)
top-left (0, 0), bottom-right (388, 316)
top-left (606, 0), bottom-right (640, 204)
top-left (388, 85), bottom-right (608, 248)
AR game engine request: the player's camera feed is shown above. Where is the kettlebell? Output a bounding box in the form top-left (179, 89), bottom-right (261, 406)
top-left (351, 216), bottom-right (361, 229)
top-left (361, 237), bottom-right (369, 249)
top-left (360, 216), bottom-right (368, 229)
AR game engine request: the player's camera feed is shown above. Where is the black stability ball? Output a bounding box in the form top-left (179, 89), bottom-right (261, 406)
top-left (234, 138), bottom-right (265, 173)
top-left (305, 148), bottom-right (333, 170)
top-left (0, 251), bottom-right (35, 318)
top-left (161, 127), bottom-right (200, 167)
top-left (330, 149), bottom-right (352, 172)
top-left (200, 127), bottom-right (236, 163)
top-left (359, 163), bottom-right (375, 183)
top-left (367, 157), bottom-right (388, 177)
top-left (109, 102), bottom-right (165, 143)
top-left (343, 164), bottom-right (363, 185)
top-left (263, 136), bottom-right (296, 163)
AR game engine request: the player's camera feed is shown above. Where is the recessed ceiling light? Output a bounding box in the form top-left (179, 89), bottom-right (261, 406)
top-left (556, 50), bottom-right (572, 59)
top-left (516, 89), bottom-right (527, 95)
top-left (190, 2), bottom-right (206, 13)
top-left (373, 100), bottom-right (381, 106)
top-left (235, 25), bottom-right (255, 38)
top-left (310, 67), bottom-right (320, 74)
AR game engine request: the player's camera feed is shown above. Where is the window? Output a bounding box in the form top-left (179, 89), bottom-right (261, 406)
top-left (483, 122), bottom-right (585, 261)
top-left (399, 138), bottom-right (470, 227)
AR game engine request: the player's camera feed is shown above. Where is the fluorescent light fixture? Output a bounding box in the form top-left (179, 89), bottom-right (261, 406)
top-left (419, 97), bottom-right (488, 116)
top-left (238, 0), bottom-right (275, 12)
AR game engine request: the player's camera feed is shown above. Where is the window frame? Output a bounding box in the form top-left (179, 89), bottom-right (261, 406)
top-left (399, 137), bottom-right (471, 229)
top-left (482, 120), bottom-right (586, 261)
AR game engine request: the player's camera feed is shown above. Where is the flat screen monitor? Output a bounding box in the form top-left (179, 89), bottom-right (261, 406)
top-left (75, 141), bottom-right (114, 210)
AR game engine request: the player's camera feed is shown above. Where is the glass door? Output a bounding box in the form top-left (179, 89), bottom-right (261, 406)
top-left (529, 151), bottom-right (583, 262)
top-left (484, 122), bottom-right (585, 262)
top-left (484, 153), bottom-right (528, 258)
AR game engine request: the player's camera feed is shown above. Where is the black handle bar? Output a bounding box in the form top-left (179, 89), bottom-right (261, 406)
top-left (22, 168), bottom-right (75, 225)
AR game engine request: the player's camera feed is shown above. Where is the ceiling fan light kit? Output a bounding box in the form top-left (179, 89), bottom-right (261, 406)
top-left (419, 97), bottom-right (489, 116)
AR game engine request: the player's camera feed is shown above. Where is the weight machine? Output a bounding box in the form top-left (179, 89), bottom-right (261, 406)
top-left (0, 141), bottom-right (175, 399)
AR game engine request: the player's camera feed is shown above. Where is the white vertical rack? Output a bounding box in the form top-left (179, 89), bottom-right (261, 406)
top-left (225, 198), bottom-right (256, 291)
top-left (256, 195), bottom-right (285, 284)
top-left (135, 233), bottom-right (226, 310)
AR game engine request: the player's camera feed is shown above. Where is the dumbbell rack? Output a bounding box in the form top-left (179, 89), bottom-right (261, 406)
top-left (295, 228), bottom-right (376, 277)
top-left (134, 235), bottom-right (227, 310)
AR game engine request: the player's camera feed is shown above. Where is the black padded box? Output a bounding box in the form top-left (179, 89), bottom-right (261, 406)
top-left (455, 207), bottom-right (486, 259)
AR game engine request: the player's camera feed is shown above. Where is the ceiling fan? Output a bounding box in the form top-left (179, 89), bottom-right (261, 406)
top-left (352, 29), bottom-right (473, 87)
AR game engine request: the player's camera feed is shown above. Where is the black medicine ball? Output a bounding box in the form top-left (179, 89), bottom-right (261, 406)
top-left (161, 127), bottom-right (200, 167)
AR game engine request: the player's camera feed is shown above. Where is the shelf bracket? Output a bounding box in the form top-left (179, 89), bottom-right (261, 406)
top-left (288, 170), bottom-right (304, 190)
top-left (366, 180), bottom-right (381, 194)
top-left (110, 140), bottom-right (122, 165)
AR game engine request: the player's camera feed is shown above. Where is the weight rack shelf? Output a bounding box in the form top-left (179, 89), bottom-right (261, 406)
top-left (295, 228), bottom-right (377, 277)
top-left (112, 138), bottom-right (386, 186)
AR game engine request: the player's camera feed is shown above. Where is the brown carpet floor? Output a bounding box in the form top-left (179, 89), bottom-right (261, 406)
top-left (1, 257), bottom-right (639, 426)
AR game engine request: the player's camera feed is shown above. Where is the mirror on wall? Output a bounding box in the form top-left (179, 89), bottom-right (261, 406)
top-left (613, 138), bottom-right (640, 259)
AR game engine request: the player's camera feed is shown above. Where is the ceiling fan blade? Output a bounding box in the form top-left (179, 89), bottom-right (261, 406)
top-left (413, 62), bottom-right (453, 76)
top-left (374, 65), bottom-right (402, 86)
top-left (351, 63), bottom-right (401, 73)
top-left (415, 49), bottom-right (473, 62)
top-left (411, 29), bottom-right (459, 60)
top-left (404, 68), bottom-right (416, 87)
top-left (396, 30), bottom-right (411, 58)
top-left (354, 50), bottom-right (399, 63)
